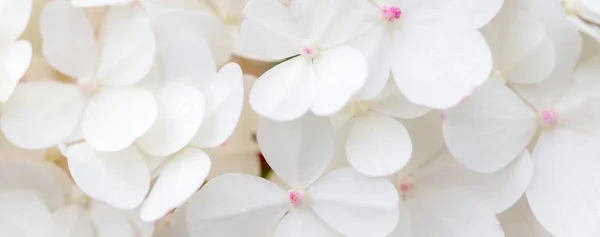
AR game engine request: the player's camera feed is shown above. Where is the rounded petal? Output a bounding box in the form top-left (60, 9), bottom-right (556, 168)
top-left (250, 56), bottom-right (315, 121)
top-left (136, 82), bottom-right (205, 157)
top-left (96, 9), bottom-right (156, 86)
top-left (82, 87), bottom-right (157, 152)
top-left (140, 148), bottom-right (211, 222)
top-left (392, 26), bottom-right (492, 109)
top-left (0, 40), bottom-right (31, 102)
top-left (0, 190), bottom-right (54, 237)
top-left (192, 63), bottom-right (244, 148)
top-left (527, 128), bottom-right (600, 237)
top-left (346, 113), bottom-right (412, 177)
top-left (443, 79), bottom-right (538, 173)
top-left (0, 0), bottom-right (32, 42)
top-left (241, 0), bottom-right (303, 60)
top-left (53, 205), bottom-right (95, 237)
top-left (307, 168), bottom-right (399, 236)
top-left (186, 173), bottom-right (289, 237)
top-left (1, 81), bottom-right (86, 150)
top-left (40, 1), bottom-right (98, 79)
top-left (310, 46), bottom-right (368, 116)
top-left (350, 25), bottom-right (392, 100)
top-left (485, 10), bottom-right (556, 84)
top-left (153, 10), bottom-right (231, 66)
top-left (66, 143), bottom-right (150, 209)
top-left (152, 10), bottom-right (217, 87)
top-left (406, 187), bottom-right (504, 237)
top-left (257, 114), bottom-right (335, 189)
top-left (274, 208), bottom-right (342, 237)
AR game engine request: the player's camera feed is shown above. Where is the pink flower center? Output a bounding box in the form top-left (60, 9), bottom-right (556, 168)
top-left (288, 190), bottom-right (304, 207)
top-left (540, 109), bottom-right (559, 126)
top-left (382, 6), bottom-right (402, 22)
top-left (397, 175), bottom-right (414, 195)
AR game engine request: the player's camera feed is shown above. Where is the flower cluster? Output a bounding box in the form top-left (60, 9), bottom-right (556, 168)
top-left (0, 0), bottom-right (599, 236)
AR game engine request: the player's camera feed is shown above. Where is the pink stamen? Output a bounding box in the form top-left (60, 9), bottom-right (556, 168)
top-left (440, 112), bottom-right (447, 122)
top-left (540, 109), bottom-right (559, 126)
top-left (397, 176), bottom-right (414, 195)
top-left (288, 190), bottom-right (303, 207)
top-left (382, 6), bottom-right (402, 22)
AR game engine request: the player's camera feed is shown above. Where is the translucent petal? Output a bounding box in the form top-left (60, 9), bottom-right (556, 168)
top-left (186, 173), bottom-right (289, 237)
top-left (257, 114), bottom-right (335, 189)
top-left (308, 168), bottom-right (399, 236)
top-left (67, 143), bottom-right (150, 209)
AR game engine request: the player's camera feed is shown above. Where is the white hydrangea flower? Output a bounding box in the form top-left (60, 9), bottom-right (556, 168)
top-left (443, 0), bottom-right (582, 173)
top-left (1, 1), bottom-right (157, 152)
top-left (245, 0), bottom-right (369, 121)
top-left (388, 148), bottom-right (532, 237)
top-left (349, 0), bottom-right (501, 107)
top-left (444, 16), bottom-right (600, 236)
top-left (0, 0), bottom-right (33, 102)
top-left (186, 114), bottom-right (400, 237)
top-left (330, 81), bottom-right (429, 177)
top-left (563, 0), bottom-right (600, 41)
top-left (0, 159), bottom-right (154, 237)
top-left (61, 10), bottom-right (245, 221)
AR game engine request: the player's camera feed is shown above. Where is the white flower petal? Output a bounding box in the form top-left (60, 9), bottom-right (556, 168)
top-left (53, 205), bottom-right (95, 237)
top-left (308, 168), bottom-right (399, 237)
top-left (241, 0), bottom-right (303, 60)
top-left (406, 187), bottom-right (504, 237)
top-left (40, 0), bottom-right (97, 80)
top-left (510, 0), bottom-right (581, 109)
top-left (346, 113), bottom-right (412, 177)
top-left (311, 46), bottom-right (368, 116)
top-left (96, 8), bottom-right (155, 87)
top-left (1, 81), bottom-right (86, 150)
top-left (0, 0), bottom-right (31, 42)
top-left (67, 143), bottom-right (150, 209)
top-left (140, 148), bottom-right (211, 222)
top-left (443, 79), bottom-right (538, 173)
top-left (0, 189), bottom-right (54, 237)
top-left (136, 82), bottom-right (205, 157)
top-left (408, 0), bottom-right (503, 29)
top-left (250, 56), bottom-right (315, 121)
top-left (527, 128), bottom-right (600, 237)
top-left (257, 114), bottom-right (335, 189)
top-left (487, 9), bottom-right (556, 84)
top-left (555, 54), bottom-right (600, 139)
top-left (274, 208), bottom-right (342, 237)
top-left (88, 202), bottom-right (137, 237)
top-left (392, 26), bottom-right (492, 109)
top-left (0, 160), bottom-right (66, 210)
top-left (0, 40), bottom-right (31, 102)
top-left (350, 24), bottom-right (392, 100)
top-left (82, 87), bottom-right (157, 152)
top-left (186, 173), bottom-right (289, 237)
top-left (192, 63), bottom-right (244, 148)
top-left (418, 149), bottom-right (533, 214)
top-left (153, 10), bottom-right (217, 86)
